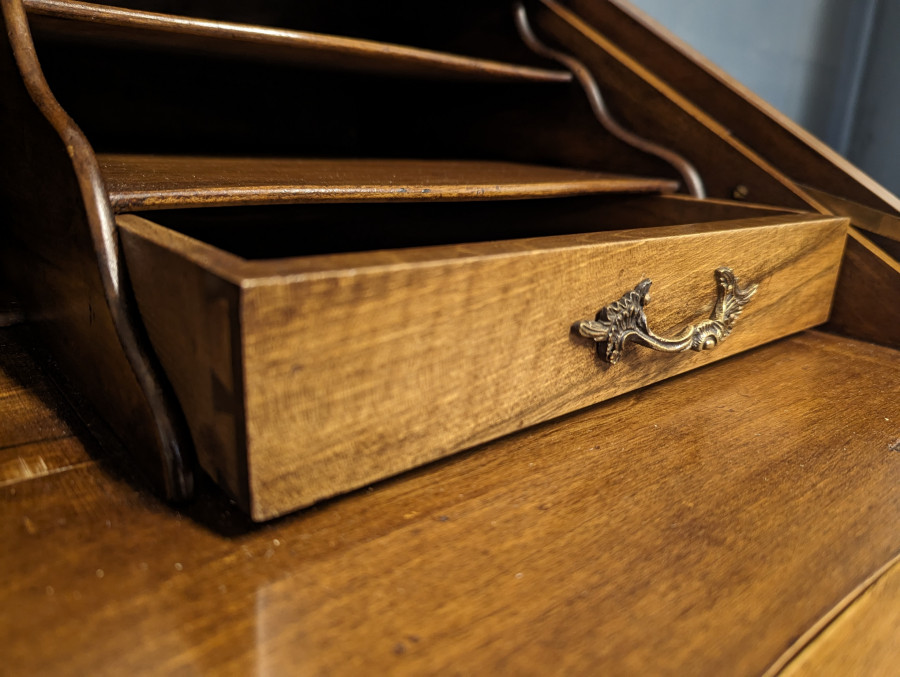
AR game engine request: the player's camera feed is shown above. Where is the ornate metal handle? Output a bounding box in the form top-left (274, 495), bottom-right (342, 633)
top-left (575, 268), bottom-right (758, 364)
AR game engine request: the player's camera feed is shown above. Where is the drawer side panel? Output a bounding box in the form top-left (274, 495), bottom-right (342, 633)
top-left (120, 226), bottom-right (249, 507)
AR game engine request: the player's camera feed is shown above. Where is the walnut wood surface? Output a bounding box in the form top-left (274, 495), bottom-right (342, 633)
top-left (826, 229), bottom-right (900, 351)
top-left (118, 213), bottom-right (846, 519)
top-left (0, 329), bottom-right (79, 458)
top-left (559, 0), bottom-right (900, 216)
top-left (3, 328), bottom-right (900, 675)
top-left (780, 556), bottom-right (900, 677)
top-left (97, 154), bottom-right (679, 212)
top-left (24, 0), bottom-right (572, 83)
top-left (531, 0), bottom-right (822, 211)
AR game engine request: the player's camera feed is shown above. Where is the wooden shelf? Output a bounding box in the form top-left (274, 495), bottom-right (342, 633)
top-left (97, 154), bottom-right (679, 212)
top-left (25, 0), bottom-right (572, 83)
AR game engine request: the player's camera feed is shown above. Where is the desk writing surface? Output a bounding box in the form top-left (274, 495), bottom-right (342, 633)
top-left (2, 325), bottom-right (900, 676)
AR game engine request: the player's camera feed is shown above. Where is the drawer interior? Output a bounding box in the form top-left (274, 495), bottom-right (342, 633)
top-left (128, 195), bottom-right (798, 260)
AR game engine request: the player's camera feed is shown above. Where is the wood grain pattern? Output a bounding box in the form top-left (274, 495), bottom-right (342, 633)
top-left (559, 0), bottom-right (900, 215)
top-left (826, 228), bottom-right (900, 350)
top-left (2, 329), bottom-right (900, 676)
top-left (24, 0), bottom-right (572, 83)
top-left (780, 556), bottom-right (900, 677)
top-left (531, 0), bottom-right (822, 211)
top-left (119, 213), bottom-right (847, 519)
top-left (98, 155), bottom-right (679, 212)
top-left (0, 328), bottom-right (79, 458)
top-left (0, 331), bottom-right (97, 497)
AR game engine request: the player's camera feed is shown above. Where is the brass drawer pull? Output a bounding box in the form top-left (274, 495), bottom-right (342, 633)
top-left (576, 268), bottom-right (758, 364)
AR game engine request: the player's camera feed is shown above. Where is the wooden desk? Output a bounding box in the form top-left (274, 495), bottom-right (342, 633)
top-left (2, 0), bottom-right (900, 672)
top-left (3, 317), bottom-right (898, 676)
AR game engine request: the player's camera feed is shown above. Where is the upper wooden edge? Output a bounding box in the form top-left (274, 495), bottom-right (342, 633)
top-left (25, 0), bottom-right (573, 83)
top-left (117, 213), bottom-right (249, 286)
top-left (657, 193), bottom-right (806, 215)
top-left (800, 186), bottom-right (900, 244)
top-left (118, 210), bottom-right (848, 287)
top-left (242, 213), bottom-right (848, 282)
top-left (97, 155), bottom-right (680, 212)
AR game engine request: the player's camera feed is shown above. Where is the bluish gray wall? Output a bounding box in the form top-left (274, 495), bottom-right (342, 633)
top-left (845, 1), bottom-right (900, 192)
top-left (629, 0), bottom-right (899, 194)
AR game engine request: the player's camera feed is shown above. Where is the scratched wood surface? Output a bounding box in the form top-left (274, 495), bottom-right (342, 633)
top-left (24, 0), bottom-right (571, 82)
top-left (98, 155), bottom-right (678, 212)
top-left (119, 213), bottom-right (846, 519)
top-left (2, 327), bottom-right (900, 675)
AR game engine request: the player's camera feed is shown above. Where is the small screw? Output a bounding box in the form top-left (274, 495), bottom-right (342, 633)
top-left (732, 184), bottom-right (750, 200)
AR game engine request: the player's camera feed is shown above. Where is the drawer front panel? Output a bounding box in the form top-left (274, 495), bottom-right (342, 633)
top-left (240, 216), bottom-right (846, 518)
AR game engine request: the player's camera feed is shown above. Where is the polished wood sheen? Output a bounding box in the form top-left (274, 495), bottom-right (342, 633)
top-left (25, 0), bottom-right (572, 82)
top-left (98, 154), bottom-right (679, 212)
top-left (118, 213), bottom-right (846, 519)
top-left (3, 328), bottom-right (900, 675)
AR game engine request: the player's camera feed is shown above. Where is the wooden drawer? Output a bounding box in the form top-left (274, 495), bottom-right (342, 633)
top-left (118, 210), bottom-right (847, 519)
